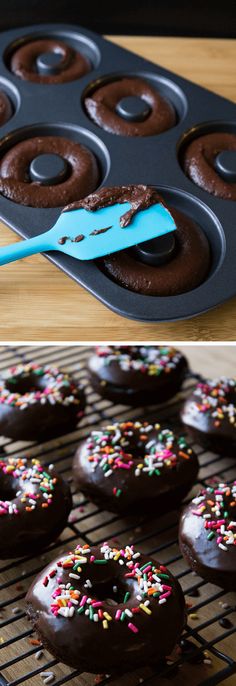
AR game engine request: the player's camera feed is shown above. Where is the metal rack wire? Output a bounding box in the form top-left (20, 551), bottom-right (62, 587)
top-left (0, 345), bottom-right (235, 686)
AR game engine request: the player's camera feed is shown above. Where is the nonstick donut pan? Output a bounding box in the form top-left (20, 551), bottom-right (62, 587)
top-left (0, 22), bottom-right (235, 322)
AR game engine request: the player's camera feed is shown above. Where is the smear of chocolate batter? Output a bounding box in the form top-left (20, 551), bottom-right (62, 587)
top-left (58, 234), bottom-right (85, 245)
top-left (58, 236), bottom-right (68, 245)
top-left (90, 226), bottom-right (112, 236)
top-left (72, 234), bottom-right (85, 243)
top-left (63, 184), bottom-right (168, 227)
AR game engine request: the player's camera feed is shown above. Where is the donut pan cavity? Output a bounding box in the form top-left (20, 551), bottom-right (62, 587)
top-left (0, 24), bottom-right (235, 321)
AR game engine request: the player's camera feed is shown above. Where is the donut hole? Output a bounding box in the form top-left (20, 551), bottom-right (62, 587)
top-left (90, 579), bottom-right (128, 605)
top-left (34, 45), bottom-right (70, 75)
top-left (0, 474), bottom-right (18, 501)
top-left (128, 231), bottom-right (178, 268)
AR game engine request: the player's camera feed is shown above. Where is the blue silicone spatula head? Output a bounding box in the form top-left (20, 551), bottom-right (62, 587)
top-left (0, 198), bottom-right (176, 266)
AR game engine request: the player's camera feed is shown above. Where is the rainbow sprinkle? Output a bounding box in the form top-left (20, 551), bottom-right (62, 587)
top-left (0, 457), bottom-right (57, 515)
top-left (96, 346), bottom-right (183, 376)
top-left (83, 421), bottom-right (192, 499)
top-left (48, 543), bottom-right (174, 631)
top-left (190, 378), bottom-right (236, 428)
top-left (192, 481), bottom-right (236, 551)
top-left (0, 363), bottom-right (81, 410)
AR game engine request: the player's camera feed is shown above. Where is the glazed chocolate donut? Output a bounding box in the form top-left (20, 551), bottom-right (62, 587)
top-left (26, 542), bottom-right (185, 673)
top-left (0, 455), bottom-right (72, 558)
top-left (87, 345), bottom-right (188, 406)
top-left (10, 38), bottom-right (90, 84)
top-left (73, 420), bottom-right (198, 514)
top-left (179, 481), bottom-right (236, 590)
top-left (84, 76), bottom-right (176, 136)
top-left (181, 378), bottom-right (236, 455)
top-left (183, 132), bottom-right (236, 200)
top-left (0, 362), bottom-right (85, 441)
top-left (63, 184), bottom-right (210, 296)
top-left (0, 135), bottom-right (99, 207)
top-left (0, 90), bottom-right (12, 126)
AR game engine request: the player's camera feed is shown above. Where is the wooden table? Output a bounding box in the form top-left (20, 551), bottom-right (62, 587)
top-left (0, 36), bottom-right (235, 341)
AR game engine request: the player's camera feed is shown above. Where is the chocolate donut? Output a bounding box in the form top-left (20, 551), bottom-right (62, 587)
top-left (87, 345), bottom-right (188, 406)
top-left (179, 481), bottom-right (236, 590)
top-left (183, 132), bottom-right (236, 200)
top-left (0, 456), bottom-right (72, 558)
top-left (84, 76), bottom-right (176, 136)
top-left (26, 542), bottom-right (185, 673)
top-left (73, 420), bottom-right (198, 514)
top-left (181, 378), bottom-right (236, 455)
top-left (0, 135), bottom-right (99, 207)
top-left (0, 362), bottom-right (85, 441)
top-left (0, 90), bottom-right (12, 126)
top-left (10, 38), bottom-right (90, 84)
top-left (101, 204), bottom-right (210, 295)
top-left (63, 184), bottom-right (210, 296)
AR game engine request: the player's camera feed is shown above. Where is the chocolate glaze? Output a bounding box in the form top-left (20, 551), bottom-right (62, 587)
top-left (183, 132), bottom-right (236, 200)
top-left (64, 185), bottom-right (210, 296)
top-left (181, 378), bottom-right (236, 455)
top-left (0, 362), bottom-right (85, 441)
top-left (87, 345), bottom-right (188, 406)
top-left (73, 421), bottom-right (198, 515)
top-left (84, 76), bottom-right (176, 136)
top-left (10, 38), bottom-right (90, 84)
top-left (0, 135), bottom-right (99, 208)
top-left (0, 458), bottom-right (72, 559)
top-left (26, 543), bottom-right (185, 673)
top-left (0, 91), bottom-right (12, 126)
top-left (179, 482), bottom-right (236, 590)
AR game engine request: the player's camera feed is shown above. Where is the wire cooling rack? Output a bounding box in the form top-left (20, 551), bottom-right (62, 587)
top-left (0, 345), bottom-right (236, 686)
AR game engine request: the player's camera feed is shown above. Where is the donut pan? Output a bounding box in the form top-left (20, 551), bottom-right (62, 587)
top-left (0, 23), bottom-right (235, 322)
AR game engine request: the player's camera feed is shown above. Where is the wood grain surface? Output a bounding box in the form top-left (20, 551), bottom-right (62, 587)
top-left (0, 36), bottom-right (235, 341)
top-left (0, 343), bottom-right (236, 686)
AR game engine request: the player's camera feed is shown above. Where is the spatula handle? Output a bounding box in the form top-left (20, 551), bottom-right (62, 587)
top-left (0, 233), bottom-right (51, 266)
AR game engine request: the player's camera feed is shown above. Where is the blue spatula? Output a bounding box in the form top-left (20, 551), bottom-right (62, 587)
top-left (0, 201), bottom-right (176, 266)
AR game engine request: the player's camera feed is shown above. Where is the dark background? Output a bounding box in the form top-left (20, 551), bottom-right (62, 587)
top-left (1, 0), bottom-right (236, 37)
